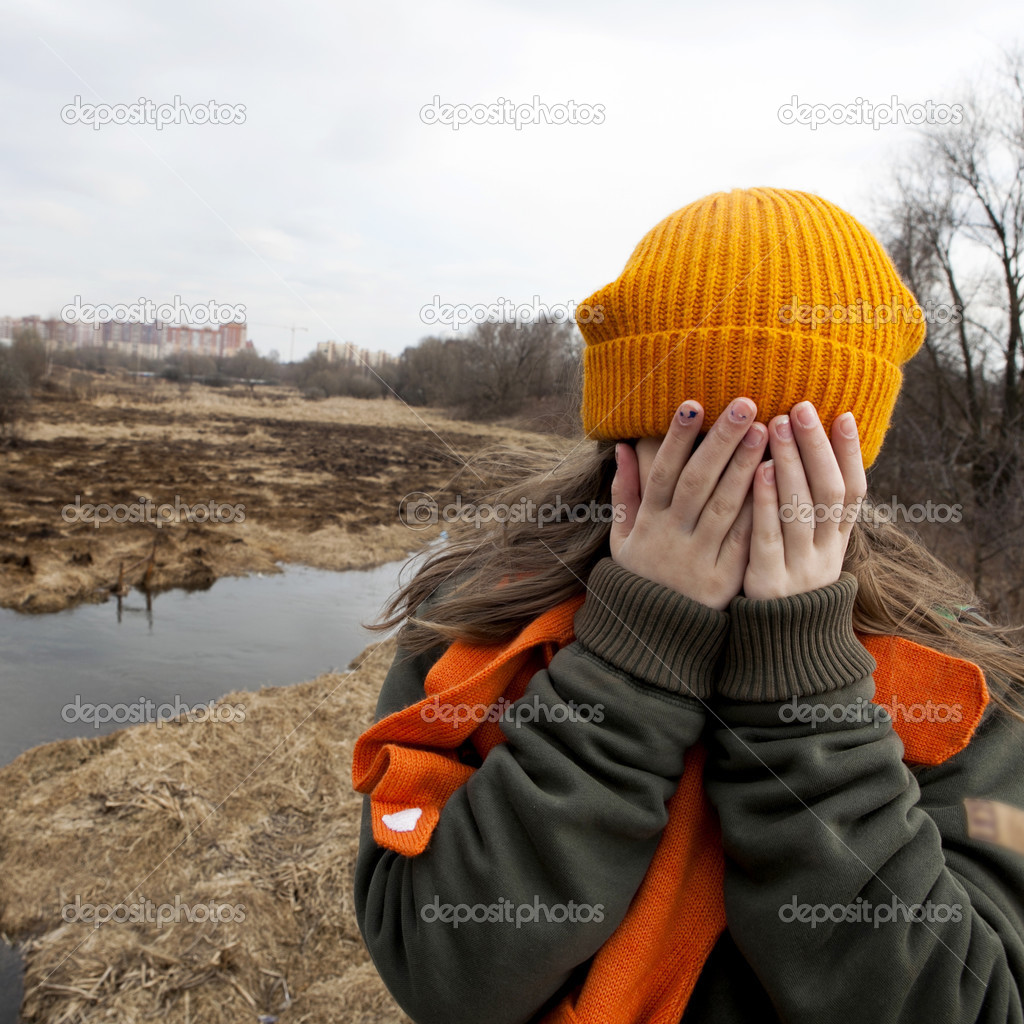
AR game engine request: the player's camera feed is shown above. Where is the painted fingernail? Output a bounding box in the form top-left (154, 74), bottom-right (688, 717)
top-left (728, 398), bottom-right (754, 423)
top-left (794, 402), bottom-right (817, 428)
top-left (678, 400), bottom-right (700, 422)
top-left (742, 423), bottom-right (766, 447)
top-left (839, 411), bottom-right (857, 438)
top-left (763, 460), bottom-right (775, 485)
top-left (775, 416), bottom-right (793, 440)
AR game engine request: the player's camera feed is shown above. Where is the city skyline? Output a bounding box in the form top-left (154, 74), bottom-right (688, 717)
top-left (0, 312), bottom-right (398, 368)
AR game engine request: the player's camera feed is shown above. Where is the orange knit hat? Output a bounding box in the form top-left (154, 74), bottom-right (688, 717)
top-left (577, 187), bottom-right (927, 466)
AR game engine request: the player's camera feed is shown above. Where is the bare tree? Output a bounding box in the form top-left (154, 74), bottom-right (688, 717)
top-left (0, 347), bottom-right (31, 446)
top-left (460, 319), bottom-right (555, 415)
top-left (878, 49), bottom-right (1024, 615)
top-left (389, 317), bottom-right (582, 428)
top-left (11, 328), bottom-right (48, 385)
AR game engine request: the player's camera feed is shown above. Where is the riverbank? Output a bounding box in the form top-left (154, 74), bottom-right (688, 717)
top-left (0, 373), bottom-right (562, 1021)
top-left (0, 635), bottom-right (410, 1023)
top-left (0, 371), bottom-right (545, 613)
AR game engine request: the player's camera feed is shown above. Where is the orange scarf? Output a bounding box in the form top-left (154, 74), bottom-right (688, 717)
top-left (352, 594), bottom-right (989, 1024)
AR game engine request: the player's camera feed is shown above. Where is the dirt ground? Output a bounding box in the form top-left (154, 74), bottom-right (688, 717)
top-left (0, 371), bottom-right (546, 613)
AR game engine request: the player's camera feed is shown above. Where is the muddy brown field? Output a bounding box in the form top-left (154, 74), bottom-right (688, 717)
top-left (0, 372), bottom-right (548, 613)
top-left (0, 371), bottom-right (565, 1023)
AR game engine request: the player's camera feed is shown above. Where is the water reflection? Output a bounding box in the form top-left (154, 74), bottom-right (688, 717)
top-left (115, 587), bottom-right (153, 626)
top-left (0, 552), bottom-right (427, 767)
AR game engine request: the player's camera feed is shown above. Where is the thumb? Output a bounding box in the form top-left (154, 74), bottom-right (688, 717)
top-left (609, 442), bottom-right (640, 555)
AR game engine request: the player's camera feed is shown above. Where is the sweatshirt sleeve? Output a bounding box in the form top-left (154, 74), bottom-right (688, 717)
top-left (354, 556), bottom-right (729, 1024)
top-left (704, 571), bottom-right (1024, 1024)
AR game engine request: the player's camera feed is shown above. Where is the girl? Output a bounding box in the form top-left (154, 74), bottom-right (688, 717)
top-left (353, 188), bottom-right (1024, 1024)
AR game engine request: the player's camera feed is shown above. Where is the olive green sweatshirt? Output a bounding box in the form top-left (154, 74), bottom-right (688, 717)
top-left (354, 557), bottom-right (1024, 1024)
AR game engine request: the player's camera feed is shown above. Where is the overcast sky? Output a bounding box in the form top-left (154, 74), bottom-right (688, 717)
top-left (0, 0), bottom-right (1018, 360)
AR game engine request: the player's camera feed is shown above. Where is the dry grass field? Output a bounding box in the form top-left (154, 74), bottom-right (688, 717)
top-left (0, 372), bottom-right (545, 613)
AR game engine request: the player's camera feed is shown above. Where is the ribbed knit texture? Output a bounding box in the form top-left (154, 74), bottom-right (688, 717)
top-left (573, 558), bottom-right (728, 698)
top-left (352, 579), bottom-right (989, 1024)
top-left (578, 188), bottom-right (926, 467)
top-left (719, 572), bottom-right (877, 701)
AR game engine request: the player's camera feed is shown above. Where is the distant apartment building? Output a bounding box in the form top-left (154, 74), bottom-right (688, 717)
top-left (1, 315), bottom-right (247, 358)
top-left (316, 339), bottom-right (394, 369)
top-left (315, 339), bottom-right (341, 361)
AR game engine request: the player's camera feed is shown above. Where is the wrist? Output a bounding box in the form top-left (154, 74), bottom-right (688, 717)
top-left (574, 557), bottom-right (730, 700)
top-left (718, 572), bottom-right (877, 702)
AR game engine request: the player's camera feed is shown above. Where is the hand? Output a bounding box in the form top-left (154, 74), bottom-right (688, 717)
top-left (743, 401), bottom-right (867, 600)
top-left (609, 397), bottom-right (769, 610)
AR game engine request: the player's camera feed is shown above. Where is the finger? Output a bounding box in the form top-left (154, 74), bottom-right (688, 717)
top-left (609, 443), bottom-right (641, 556)
top-left (767, 413), bottom-right (814, 548)
top-left (750, 459), bottom-right (785, 574)
top-left (642, 400), bottom-right (705, 511)
top-left (790, 401), bottom-right (847, 520)
top-left (718, 486), bottom-right (754, 567)
top-left (831, 412), bottom-right (868, 539)
top-left (694, 421), bottom-right (768, 542)
top-left (674, 396), bottom-right (758, 530)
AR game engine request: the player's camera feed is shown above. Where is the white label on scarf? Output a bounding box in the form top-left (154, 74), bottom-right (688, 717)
top-left (382, 807), bottom-right (423, 832)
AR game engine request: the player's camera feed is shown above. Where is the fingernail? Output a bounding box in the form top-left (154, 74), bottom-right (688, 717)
top-left (775, 416), bottom-right (793, 440)
top-left (678, 400), bottom-right (700, 422)
top-left (614, 443), bottom-right (620, 465)
top-left (742, 423), bottom-right (766, 447)
top-left (763, 460), bottom-right (775, 485)
top-left (794, 402), bottom-right (817, 428)
top-left (728, 398), bottom-right (754, 423)
top-left (839, 412), bottom-right (857, 438)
